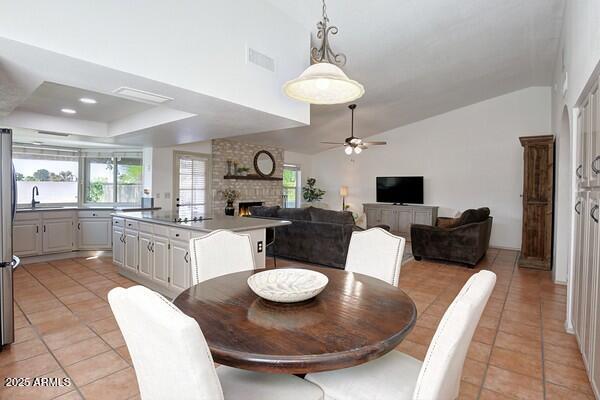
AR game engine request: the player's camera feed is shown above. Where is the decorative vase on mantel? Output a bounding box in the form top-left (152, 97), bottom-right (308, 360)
top-left (225, 201), bottom-right (235, 216)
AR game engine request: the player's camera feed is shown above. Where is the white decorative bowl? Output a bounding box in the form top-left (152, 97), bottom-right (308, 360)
top-left (247, 269), bottom-right (329, 303)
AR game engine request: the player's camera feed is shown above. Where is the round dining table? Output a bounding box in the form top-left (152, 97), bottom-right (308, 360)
top-left (173, 266), bottom-right (417, 374)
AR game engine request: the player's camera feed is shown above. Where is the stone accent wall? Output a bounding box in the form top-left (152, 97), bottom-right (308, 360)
top-left (211, 139), bottom-right (284, 216)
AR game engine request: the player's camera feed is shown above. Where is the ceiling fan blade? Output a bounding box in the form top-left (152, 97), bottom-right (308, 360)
top-left (362, 141), bottom-right (387, 146)
top-left (320, 141), bottom-right (346, 145)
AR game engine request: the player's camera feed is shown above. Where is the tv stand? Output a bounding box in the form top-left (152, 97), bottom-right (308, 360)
top-left (363, 203), bottom-right (438, 239)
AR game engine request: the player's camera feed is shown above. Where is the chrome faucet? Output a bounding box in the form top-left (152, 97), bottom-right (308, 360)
top-left (31, 186), bottom-right (40, 208)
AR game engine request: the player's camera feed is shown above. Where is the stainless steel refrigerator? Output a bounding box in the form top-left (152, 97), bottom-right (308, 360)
top-left (0, 128), bottom-right (19, 348)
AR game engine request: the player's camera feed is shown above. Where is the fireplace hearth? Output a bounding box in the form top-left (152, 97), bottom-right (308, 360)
top-left (239, 201), bottom-right (264, 216)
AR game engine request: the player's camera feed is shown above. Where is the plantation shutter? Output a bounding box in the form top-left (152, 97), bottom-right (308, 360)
top-left (175, 153), bottom-right (209, 215)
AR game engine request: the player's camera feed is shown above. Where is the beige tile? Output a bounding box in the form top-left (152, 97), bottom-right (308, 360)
top-left (65, 350), bottom-right (128, 386)
top-left (79, 367), bottom-right (139, 400)
top-left (489, 347), bottom-right (542, 380)
top-left (87, 316), bottom-right (119, 335)
top-left (467, 341), bottom-right (492, 363)
top-left (494, 331), bottom-right (541, 357)
top-left (544, 360), bottom-right (594, 396)
top-left (461, 358), bottom-right (487, 386)
top-left (53, 336), bottom-right (110, 366)
top-left (0, 339), bottom-right (48, 366)
top-left (545, 382), bottom-right (594, 399)
top-left (0, 369), bottom-right (73, 400)
top-left (483, 365), bottom-right (544, 400)
top-left (0, 353), bottom-right (59, 378)
top-left (100, 329), bottom-right (126, 348)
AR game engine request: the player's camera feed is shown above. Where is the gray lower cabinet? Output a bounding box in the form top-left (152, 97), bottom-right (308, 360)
top-left (363, 203), bottom-right (438, 239)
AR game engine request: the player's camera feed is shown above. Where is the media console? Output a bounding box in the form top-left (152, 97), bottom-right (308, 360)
top-left (363, 203), bottom-right (438, 240)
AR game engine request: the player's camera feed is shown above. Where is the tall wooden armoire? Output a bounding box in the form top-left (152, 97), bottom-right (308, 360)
top-left (518, 135), bottom-right (555, 270)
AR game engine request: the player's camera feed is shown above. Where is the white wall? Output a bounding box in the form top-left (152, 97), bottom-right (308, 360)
top-left (550, 0), bottom-right (600, 326)
top-left (310, 87), bottom-right (552, 249)
top-left (148, 141), bottom-right (212, 211)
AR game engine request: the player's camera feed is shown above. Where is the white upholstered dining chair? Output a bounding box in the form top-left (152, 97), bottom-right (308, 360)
top-left (108, 285), bottom-right (323, 400)
top-left (344, 227), bottom-right (405, 286)
top-left (190, 229), bottom-right (256, 285)
top-left (305, 270), bottom-right (496, 400)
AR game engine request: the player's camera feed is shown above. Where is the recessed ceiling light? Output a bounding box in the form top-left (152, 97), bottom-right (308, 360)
top-left (61, 108), bottom-right (77, 114)
top-left (79, 97), bottom-right (97, 104)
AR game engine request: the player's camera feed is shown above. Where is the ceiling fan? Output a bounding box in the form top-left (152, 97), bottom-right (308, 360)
top-left (321, 104), bottom-right (387, 155)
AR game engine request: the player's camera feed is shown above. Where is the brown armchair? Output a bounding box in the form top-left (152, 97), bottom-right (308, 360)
top-left (410, 208), bottom-right (493, 267)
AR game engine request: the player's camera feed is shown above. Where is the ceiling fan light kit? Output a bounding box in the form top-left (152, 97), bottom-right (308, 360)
top-left (283, 0), bottom-right (364, 105)
top-left (321, 104), bottom-right (387, 155)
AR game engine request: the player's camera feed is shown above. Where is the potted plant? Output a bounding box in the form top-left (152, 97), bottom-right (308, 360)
top-left (219, 188), bottom-right (240, 216)
top-left (237, 166), bottom-right (250, 176)
top-left (302, 178), bottom-right (326, 204)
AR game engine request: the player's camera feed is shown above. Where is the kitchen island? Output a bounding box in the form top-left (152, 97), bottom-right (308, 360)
top-left (111, 211), bottom-right (291, 297)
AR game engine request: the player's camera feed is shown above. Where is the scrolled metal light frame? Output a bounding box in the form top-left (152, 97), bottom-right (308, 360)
top-left (310, 0), bottom-right (347, 67)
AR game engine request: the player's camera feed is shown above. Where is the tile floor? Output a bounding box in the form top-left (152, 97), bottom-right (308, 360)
top-left (0, 249), bottom-right (593, 399)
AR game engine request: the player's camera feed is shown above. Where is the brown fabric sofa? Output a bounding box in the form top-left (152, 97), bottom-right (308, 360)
top-left (410, 207), bottom-right (493, 267)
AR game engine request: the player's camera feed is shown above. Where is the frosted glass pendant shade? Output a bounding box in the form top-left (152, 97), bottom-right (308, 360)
top-left (283, 63), bottom-right (365, 105)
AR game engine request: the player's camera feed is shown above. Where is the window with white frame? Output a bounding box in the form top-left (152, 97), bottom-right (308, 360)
top-left (83, 152), bottom-right (143, 205)
top-left (174, 152), bottom-right (210, 216)
top-left (13, 146), bottom-right (80, 205)
top-left (283, 164), bottom-right (300, 208)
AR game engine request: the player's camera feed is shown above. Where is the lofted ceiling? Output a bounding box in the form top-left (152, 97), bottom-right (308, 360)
top-left (236, 0), bottom-right (566, 154)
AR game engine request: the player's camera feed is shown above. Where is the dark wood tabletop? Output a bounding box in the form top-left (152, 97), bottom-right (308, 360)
top-left (173, 266), bottom-right (417, 374)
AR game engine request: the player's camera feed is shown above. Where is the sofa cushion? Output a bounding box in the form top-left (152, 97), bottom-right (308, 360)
top-left (249, 206), bottom-right (280, 218)
top-left (308, 207), bottom-right (355, 224)
top-left (277, 207), bottom-right (311, 221)
top-left (454, 207), bottom-right (490, 227)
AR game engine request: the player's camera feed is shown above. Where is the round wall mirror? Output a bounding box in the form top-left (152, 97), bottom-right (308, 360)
top-left (254, 150), bottom-right (275, 177)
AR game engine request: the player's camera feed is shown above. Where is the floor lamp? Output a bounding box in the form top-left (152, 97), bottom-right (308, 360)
top-left (340, 186), bottom-right (348, 210)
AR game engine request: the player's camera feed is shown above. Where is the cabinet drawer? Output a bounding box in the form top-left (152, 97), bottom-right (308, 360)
top-left (14, 212), bottom-right (41, 222)
top-left (153, 224), bottom-right (169, 237)
top-left (42, 210), bottom-right (74, 220)
top-left (113, 217), bottom-right (125, 227)
top-left (139, 222), bottom-right (154, 234)
top-left (124, 220), bottom-right (139, 230)
top-left (169, 228), bottom-right (191, 241)
top-left (78, 210), bottom-right (112, 218)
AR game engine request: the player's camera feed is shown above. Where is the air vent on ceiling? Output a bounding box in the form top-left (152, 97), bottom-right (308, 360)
top-left (247, 47), bottom-right (275, 72)
top-left (37, 131), bottom-right (70, 137)
top-left (113, 87), bottom-right (173, 104)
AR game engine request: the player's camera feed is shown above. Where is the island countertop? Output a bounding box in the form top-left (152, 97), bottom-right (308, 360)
top-left (111, 211), bottom-right (291, 232)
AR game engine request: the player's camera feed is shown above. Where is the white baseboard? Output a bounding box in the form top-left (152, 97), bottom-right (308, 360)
top-left (20, 250), bottom-right (112, 265)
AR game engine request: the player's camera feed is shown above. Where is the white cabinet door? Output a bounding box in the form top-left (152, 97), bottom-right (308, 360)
top-left (380, 209), bottom-right (398, 232)
top-left (42, 218), bottom-right (73, 253)
top-left (414, 210), bottom-right (433, 225)
top-left (590, 82), bottom-right (600, 187)
top-left (365, 208), bottom-right (381, 228)
top-left (573, 195), bottom-right (584, 340)
top-left (138, 232), bottom-right (153, 279)
top-left (124, 229), bottom-right (139, 274)
top-left (169, 240), bottom-right (191, 293)
top-left (152, 236), bottom-right (169, 287)
top-left (396, 209), bottom-right (413, 237)
top-left (13, 222), bottom-right (42, 256)
top-left (584, 195), bottom-right (599, 362)
top-left (78, 218), bottom-right (112, 250)
top-left (112, 228), bottom-right (124, 267)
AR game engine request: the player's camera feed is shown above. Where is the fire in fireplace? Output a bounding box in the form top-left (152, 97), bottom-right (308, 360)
top-left (239, 201), bottom-right (264, 216)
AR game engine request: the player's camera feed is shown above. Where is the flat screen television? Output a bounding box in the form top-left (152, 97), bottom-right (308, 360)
top-left (376, 176), bottom-right (424, 204)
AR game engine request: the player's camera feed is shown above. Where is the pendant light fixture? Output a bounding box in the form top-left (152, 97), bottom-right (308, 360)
top-left (283, 0), bottom-right (364, 104)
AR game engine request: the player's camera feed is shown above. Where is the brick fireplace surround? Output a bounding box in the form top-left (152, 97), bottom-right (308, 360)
top-left (211, 139), bottom-right (284, 216)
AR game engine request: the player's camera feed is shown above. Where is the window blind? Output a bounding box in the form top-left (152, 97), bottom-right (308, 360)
top-left (176, 154), bottom-right (208, 214)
